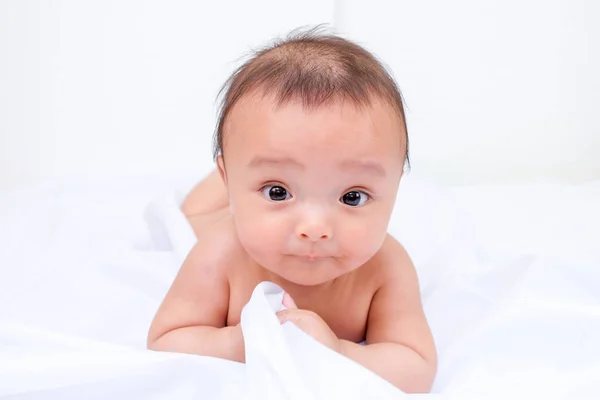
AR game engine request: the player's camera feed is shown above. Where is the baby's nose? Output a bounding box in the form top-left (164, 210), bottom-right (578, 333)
top-left (296, 220), bottom-right (332, 242)
top-left (298, 230), bottom-right (330, 241)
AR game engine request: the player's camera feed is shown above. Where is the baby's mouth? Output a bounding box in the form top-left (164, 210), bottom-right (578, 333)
top-left (295, 254), bottom-right (330, 262)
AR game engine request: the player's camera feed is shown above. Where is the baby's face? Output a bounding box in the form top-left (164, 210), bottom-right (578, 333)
top-left (219, 93), bottom-right (405, 286)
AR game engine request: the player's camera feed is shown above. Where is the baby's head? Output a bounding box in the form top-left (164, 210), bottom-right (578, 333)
top-left (214, 28), bottom-right (409, 286)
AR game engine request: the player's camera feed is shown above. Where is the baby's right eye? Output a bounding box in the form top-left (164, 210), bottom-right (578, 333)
top-left (261, 185), bottom-right (292, 202)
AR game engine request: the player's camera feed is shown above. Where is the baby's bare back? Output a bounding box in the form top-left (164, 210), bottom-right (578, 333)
top-left (187, 208), bottom-right (382, 343)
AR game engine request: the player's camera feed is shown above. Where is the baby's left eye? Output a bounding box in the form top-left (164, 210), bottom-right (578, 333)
top-left (340, 191), bottom-right (369, 207)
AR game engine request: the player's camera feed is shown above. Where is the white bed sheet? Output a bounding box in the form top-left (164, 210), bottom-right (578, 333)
top-left (0, 175), bottom-right (599, 398)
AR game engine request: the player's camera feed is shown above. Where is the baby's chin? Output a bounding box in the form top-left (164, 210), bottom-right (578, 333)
top-left (260, 255), bottom-right (356, 287)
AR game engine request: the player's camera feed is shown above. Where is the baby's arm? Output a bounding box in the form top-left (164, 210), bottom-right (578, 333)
top-left (181, 168), bottom-right (228, 218)
top-left (147, 229), bottom-right (244, 362)
top-left (339, 236), bottom-right (437, 393)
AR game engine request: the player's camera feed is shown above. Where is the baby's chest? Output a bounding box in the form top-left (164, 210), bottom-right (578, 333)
top-left (310, 299), bottom-right (371, 343)
top-left (226, 281), bottom-right (372, 343)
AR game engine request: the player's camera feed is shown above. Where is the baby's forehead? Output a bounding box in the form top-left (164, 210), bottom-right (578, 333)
top-left (228, 91), bottom-right (403, 133)
top-left (224, 94), bottom-right (406, 165)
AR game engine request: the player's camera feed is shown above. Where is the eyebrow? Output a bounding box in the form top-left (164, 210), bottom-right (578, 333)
top-left (340, 160), bottom-right (386, 177)
top-left (248, 156), bottom-right (305, 169)
top-left (248, 156), bottom-right (386, 177)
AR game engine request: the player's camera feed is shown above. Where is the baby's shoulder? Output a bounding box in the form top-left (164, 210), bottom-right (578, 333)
top-left (187, 215), bottom-right (248, 278)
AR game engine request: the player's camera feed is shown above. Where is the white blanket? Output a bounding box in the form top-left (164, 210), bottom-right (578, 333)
top-left (1, 176), bottom-right (599, 398)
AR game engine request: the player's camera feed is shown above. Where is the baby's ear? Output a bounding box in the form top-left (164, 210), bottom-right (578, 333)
top-left (216, 155), bottom-right (227, 185)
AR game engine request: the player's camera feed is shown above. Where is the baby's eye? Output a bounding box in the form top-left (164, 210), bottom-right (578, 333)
top-left (340, 190), bottom-right (369, 207)
top-left (261, 185), bottom-right (292, 202)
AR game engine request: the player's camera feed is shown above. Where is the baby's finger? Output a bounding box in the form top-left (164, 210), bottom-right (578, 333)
top-left (276, 308), bottom-right (304, 324)
top-left (282, 292), bottom-right (297, 309)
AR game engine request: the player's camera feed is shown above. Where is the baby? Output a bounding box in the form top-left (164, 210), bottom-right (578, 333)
top-left (147, 28), bottom-right (437, 393)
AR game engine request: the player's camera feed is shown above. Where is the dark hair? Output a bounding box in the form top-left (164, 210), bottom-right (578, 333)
top-left (213, 26), bottom-right (410, 169)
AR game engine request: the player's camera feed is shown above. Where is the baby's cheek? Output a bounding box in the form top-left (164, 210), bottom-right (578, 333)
top-left (342, 221), bottom-right (386, 258)
top-left (237, 212), bottom-right (282, 253)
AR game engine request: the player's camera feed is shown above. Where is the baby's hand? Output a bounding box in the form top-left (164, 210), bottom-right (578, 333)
top-left (277, 293), bottom-right (341, 353)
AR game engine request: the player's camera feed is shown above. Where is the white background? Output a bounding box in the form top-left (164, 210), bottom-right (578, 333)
top-left (1, 0), bottom-right (598, 190)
